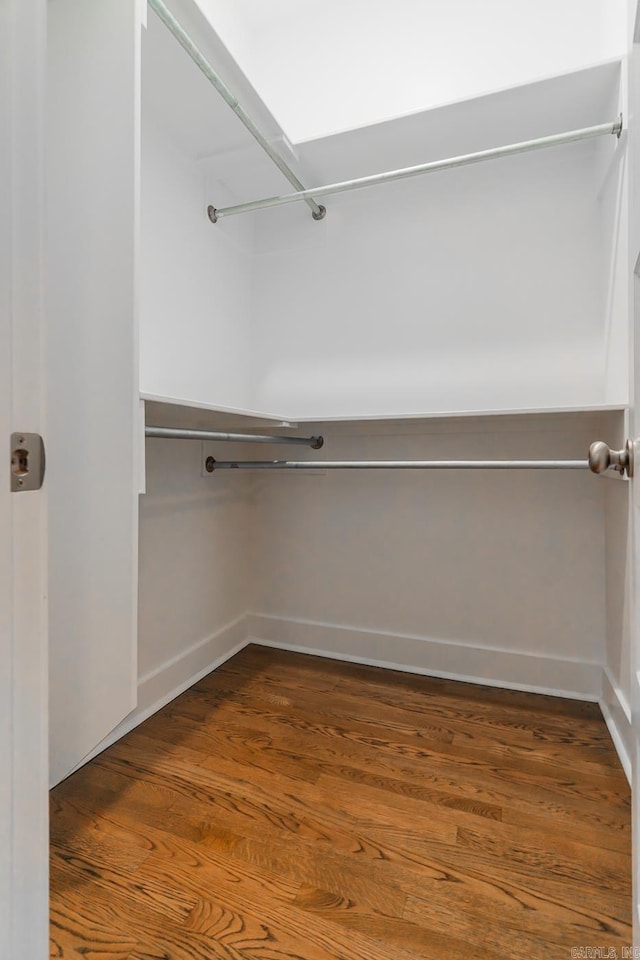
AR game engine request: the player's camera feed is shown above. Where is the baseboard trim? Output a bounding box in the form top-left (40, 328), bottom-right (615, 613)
top-left (247, 613), bottom-right (603, 701)
top-left (600, 667), bottom-right (633, 785)
top-left (69, 615), bottom-right (250, 773)
top-left (69, 612), bottom-right (613, 776)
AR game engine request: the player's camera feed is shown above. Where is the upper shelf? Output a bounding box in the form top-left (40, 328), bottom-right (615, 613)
top-left (143, 395), bottom-right (296, 431)
top-left (278, 403), bottom-right (629, 425)
top-left (143, 393), bottom-right (627, 431)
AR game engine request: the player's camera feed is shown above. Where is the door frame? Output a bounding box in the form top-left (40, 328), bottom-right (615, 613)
top-left (0, 0), bottom-right (49, 956)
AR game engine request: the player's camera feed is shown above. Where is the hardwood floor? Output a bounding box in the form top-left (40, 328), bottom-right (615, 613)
top-left (50, 645), bottom-right (632, 959)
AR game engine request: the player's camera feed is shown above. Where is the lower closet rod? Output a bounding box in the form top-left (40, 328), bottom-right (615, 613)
top-left (206, 441), bottom-right (634, 476)
top-left (206, 458), bottom-right (588, 471)
top-left (146, 426), bottom-right (324, 448)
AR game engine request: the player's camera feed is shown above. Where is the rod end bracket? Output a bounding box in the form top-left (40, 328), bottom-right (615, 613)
top-left (207, 205), bottom-right (219, 224)
top-left (614, 114), bottom-right (623, 139)
top-left (311, 435), bottom-right (324, 449)
top-left (205, 456), bottom-right (216, 473)
top-left (312, 204), bottom-right (327, 221)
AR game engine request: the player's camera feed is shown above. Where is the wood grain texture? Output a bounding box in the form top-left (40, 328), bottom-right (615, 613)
top-left (50, 644), bottom-right (632, 958)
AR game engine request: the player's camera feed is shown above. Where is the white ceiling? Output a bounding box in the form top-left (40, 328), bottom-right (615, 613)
top-left (195, 0), bottom-right (320, 36)
top-left (192, 0), bottom-right (627, 144)
top-left (216, 0), bottom-right (320, 28)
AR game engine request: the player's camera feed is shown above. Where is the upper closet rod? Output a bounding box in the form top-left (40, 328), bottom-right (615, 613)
top-left (147, 0), bottom-right (326, 221)
top-left (146, 425), bottom-right (324, 448)
top-left (208, 116), bottom-right (623, 222)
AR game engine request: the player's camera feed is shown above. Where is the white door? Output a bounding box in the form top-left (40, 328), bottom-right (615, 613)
top-left (631, 4), bottom-right (640, 946)
top-left (633, 256), bottom-right (640, 935)
top-left (0, 0), bottom-right (49, 956)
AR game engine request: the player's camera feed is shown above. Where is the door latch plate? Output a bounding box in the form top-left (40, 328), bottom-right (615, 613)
top-left (11, 432), bottom-right (45, 492)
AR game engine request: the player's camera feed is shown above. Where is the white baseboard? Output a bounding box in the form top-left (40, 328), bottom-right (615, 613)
top-left (247, 613), bottom-right (603, 701)
top-left (69, 615), bottom-right (250, 773)
top-left (69, 612), bottom-right (618, 778)
top-left (600, 667), bottom-right (633, 785)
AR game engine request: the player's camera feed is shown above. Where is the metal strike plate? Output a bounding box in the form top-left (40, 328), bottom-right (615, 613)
top-left (10, 432), bottom-right (45, 492)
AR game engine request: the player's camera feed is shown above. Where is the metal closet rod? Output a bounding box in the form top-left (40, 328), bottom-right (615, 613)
top-left (145, 425), bottom-right (324, 448)
top-left (207, 458), bottom-right (588, 471)
top-left (147, 0), bottom-right (326, 221)
top-left (205, 441), bottom-right (636, 477)
top-left (208, 115), bottom-right (623, 222)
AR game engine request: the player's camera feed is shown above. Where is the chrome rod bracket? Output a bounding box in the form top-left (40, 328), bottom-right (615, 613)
top-left (311, 205), bottom-right (327, 221)
top-left (207, 205), bottom-right (218, 224)
top-left (588, 439), bottom-right (634, 478)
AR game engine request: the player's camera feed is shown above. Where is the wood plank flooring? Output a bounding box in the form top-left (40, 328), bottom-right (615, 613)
top-left (50, 645), bottom-right (632, 959)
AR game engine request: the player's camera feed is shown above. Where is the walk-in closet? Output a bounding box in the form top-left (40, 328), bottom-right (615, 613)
top-left (40, 0), bottom-right (640, 955)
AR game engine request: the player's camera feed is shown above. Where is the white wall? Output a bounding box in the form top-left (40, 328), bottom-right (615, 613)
top-left (251, 141), bottom-right (607, 419)
top-left (47, 0), bottom-right (140, 787)
top-left (601, 58), bottom-right (630, 406)
top-left (598, 0), bottom-right (636, 797)
top-left (250, 414), bottom-right (614, 697)
top-left (76, 432), bottom-right (256, 767)
top-left (604, 481), bottom-right (631, 697)
top-left (197, 0), bottom-right (627, 143)
top-left (139, 110), bottom-right (256, 412)
top-left (137, 437), bottom-right (254, 706)
top-left (133, 414), bottom-right (614, 714)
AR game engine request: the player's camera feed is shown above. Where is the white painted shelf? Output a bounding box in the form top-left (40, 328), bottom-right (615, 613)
top-left (143, 395), bottom-right (295, 432)
top-left (143, 393), bottom-right (627, 432)
top-left (291, 404), bottom-right (628, 425)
